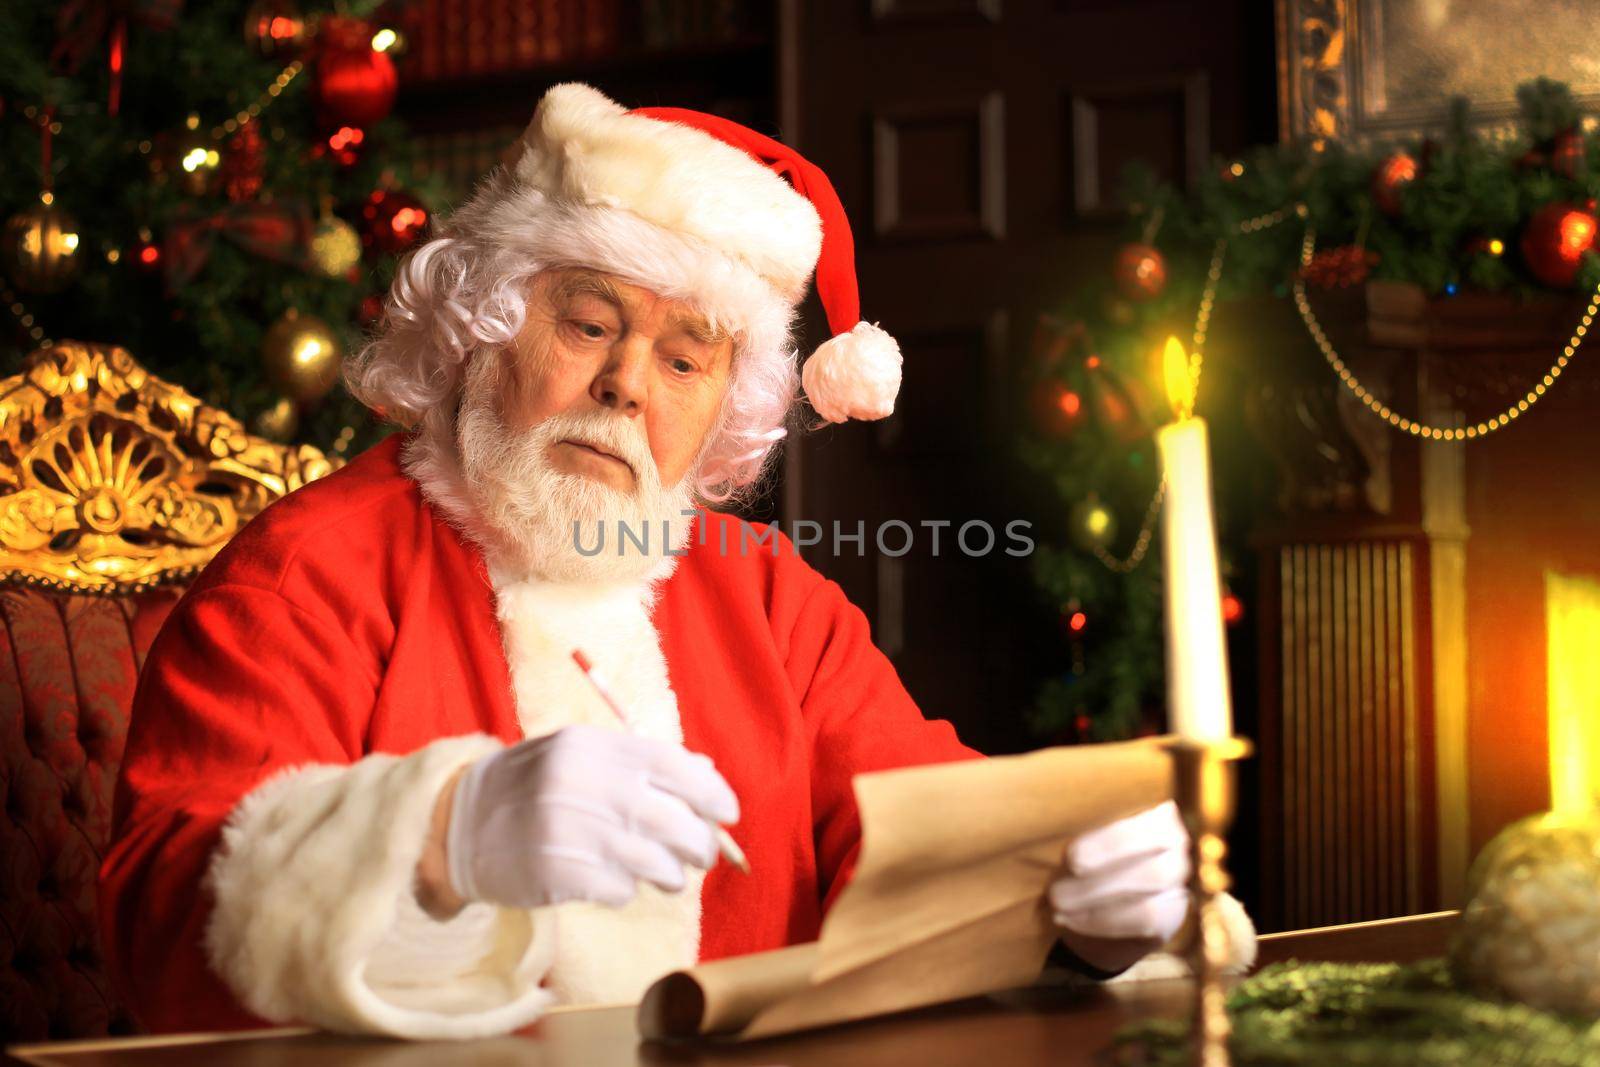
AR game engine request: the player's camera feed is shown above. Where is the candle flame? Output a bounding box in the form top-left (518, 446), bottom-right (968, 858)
top-left (1162, 336), bottom-right (1195, 419)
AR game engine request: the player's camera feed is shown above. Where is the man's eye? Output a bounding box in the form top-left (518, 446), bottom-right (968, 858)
top-left (571, 322), bottom-right (607, 340)
top-left (668, 357), bottom-right (697, 375)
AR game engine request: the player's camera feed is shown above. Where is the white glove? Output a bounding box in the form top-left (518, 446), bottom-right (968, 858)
top-left (444, 724), bottom-right (739, 909)
top-left (1049, 801), bottom-right (1191, 974)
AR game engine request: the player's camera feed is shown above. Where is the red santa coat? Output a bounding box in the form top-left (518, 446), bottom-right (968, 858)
top-left (99, 433), bottom-right (978, 1038)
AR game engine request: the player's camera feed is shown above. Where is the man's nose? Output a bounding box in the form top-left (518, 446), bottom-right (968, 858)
top-left (590, 334), bottom-right (650, 415)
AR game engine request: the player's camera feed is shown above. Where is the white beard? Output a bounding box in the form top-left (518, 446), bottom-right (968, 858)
top-left (452, 390), bottom-right (697, 587)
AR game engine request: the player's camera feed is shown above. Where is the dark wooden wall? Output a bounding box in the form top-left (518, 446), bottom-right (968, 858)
top-left (780, 0), bottom-right (1278, 755)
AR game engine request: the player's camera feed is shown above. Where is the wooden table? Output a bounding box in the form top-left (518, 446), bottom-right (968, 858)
top-left (5, 912), bottom-right (1458, 1067)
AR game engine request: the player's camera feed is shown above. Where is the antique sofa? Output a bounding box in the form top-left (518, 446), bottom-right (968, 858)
top-left (0, 342), bottom-right (337, 1041)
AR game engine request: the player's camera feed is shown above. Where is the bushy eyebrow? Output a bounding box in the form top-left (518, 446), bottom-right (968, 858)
top-left (552, 269), bottom-right (729, 346)
top-left (551, 270), bottom-right (625, 308)
top-left (667, 312), bottom-right (729, 346)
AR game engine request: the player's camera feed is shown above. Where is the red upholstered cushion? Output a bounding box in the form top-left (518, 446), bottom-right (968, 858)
top-left (0, 586), bottom-right (179, 1042)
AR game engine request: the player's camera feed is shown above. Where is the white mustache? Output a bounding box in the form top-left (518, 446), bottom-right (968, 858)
top-left (537, 411), bottom-right (657, 487)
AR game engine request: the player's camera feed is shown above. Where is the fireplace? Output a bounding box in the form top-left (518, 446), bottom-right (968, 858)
top-left (1246, 282), bottom-right (1600, 931)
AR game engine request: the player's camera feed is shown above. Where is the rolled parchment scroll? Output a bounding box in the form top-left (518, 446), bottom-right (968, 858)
top-left (637, 737), bottom-right (1174, 1041)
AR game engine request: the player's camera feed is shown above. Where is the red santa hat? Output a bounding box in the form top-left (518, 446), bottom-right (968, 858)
top-left (458, 82), bottom-right (900, 424)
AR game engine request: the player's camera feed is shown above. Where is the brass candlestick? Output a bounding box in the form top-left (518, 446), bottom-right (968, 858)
top-left (1168, 736), bottom-right (1252, 1067)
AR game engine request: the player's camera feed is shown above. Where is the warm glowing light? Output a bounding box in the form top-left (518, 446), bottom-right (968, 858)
top-left (1162, 335), bottom-right (1195, 418)
top-left (1228, 162), bottom-right (1245, 178)
top-left (292, 337), bottom-right (329, 367)
top-left (389, 207), bottom-right (427, 234)
top-left (1560, 211), bottom-right (1596, 255)
top-left (1082, 507), bottom-right (1113, 541)
top-left (1057, 390), bottom-right (1081, 417)
top-left (1487, 238), bottom-right (1505, 256)
top-left (1068, 611), bottom-right (1088, 633)
top-left (182, 147), bottom-right (219, 172)
top-left (1548, 572), bottom-right (1600, 814)
top-left (58, 232), bottom-right (79, 253)
top-left (138, 244), bottom-right (160, 265)
top-left (1085, 354), bottom-right (1101, 369)
top-left (372, 28), bottom-right (398, 52)
top-left (1380, 153), bottom-right (1418, 186)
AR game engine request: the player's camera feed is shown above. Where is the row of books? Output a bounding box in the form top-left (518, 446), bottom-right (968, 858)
top-left (402, 0), bottom-right (620, 82)
top-left (400, 0), bottom-right (764, 83)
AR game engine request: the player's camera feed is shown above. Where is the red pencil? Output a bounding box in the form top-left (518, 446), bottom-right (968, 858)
top-left (571, 649), bottom-right (750, 874)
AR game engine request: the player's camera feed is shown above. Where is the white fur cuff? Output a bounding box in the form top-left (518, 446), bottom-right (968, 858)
top-left (203, 734), bottom-right (558, 1039)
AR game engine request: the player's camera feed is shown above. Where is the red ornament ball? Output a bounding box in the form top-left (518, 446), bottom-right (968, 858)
top-left (359, 188), bottom-right (429, 256)
top-left (1222, 593), bottom-right (1245, 626)
top-left (313, 17), bottom-right (398, 129)
top-left (1372, 152), bottom-right (1419, 216)
top-left (1521, 202), bottom-right (1598, 289)
top-left (1030, 379), bottom-right (1084, 439)
top-left (1112, 243), bottom-right (1167, 301)
top-left (357, 293), bottom-right (385, 327)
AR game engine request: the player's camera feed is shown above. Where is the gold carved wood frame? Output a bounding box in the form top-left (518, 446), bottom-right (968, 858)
top-left (1276, 0), bottom-right (1600, 147)
top-left (0, 341), bottom-right (339, 594)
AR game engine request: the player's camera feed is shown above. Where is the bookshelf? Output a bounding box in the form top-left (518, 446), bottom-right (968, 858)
top-left (396, 1), bottom-right (778, 207)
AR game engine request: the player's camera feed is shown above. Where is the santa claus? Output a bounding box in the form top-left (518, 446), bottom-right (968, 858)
top-left (99, 83), bottom-right (1244, 1040)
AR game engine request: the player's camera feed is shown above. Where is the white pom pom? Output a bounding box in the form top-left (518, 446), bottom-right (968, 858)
top-left (801, 321), bottom-right (903, 423)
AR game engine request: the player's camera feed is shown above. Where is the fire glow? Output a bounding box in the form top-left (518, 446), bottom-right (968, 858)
top-left (1547, 571), bottom-right (1600, 814)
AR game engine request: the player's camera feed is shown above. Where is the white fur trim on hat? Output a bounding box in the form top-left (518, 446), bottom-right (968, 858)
top-left (507, 83), bottom-right (822, 303)
top-left (801, 320), bottom-right (903, 423)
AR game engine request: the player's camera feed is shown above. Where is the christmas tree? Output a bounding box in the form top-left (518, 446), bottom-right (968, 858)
top-left (1024, 78), bottom-right (1600, 743)
top-left (0, 0), bottom-right (445, 455)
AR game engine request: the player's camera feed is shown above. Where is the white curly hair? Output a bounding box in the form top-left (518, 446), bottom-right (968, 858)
top-left (344, 170), bottom-right (802, 505)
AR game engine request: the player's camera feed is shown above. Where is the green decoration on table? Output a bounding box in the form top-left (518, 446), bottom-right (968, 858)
top-left (1112, 959), bottom-right (1600, 1066)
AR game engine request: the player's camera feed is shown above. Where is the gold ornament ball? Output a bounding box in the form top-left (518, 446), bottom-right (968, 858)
top-left (1451, 811), bottom-right (1600, 1016)
top-left (250, 396), bottom-right (300, 442)
top-left (3, 201), bottom-right (83, 294)
top-left (261, 309), bottom-right (345, 403)
top-left (1069, 496), bottom-right (1118, 551)
top-left (310, 217), bottom-right (362, 278)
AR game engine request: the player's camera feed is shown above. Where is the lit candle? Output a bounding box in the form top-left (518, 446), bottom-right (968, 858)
top-left (1156, 336), bottom-right (1233, 742)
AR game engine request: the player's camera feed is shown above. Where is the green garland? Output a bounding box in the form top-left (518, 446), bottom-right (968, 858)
top-left (1112, 960), bottom-right (1600, 1066)
top-left (1023, 77), bottom-right (1600, 742)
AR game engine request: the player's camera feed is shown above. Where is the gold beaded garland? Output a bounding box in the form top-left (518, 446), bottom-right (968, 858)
top-left (1294, 220), bottom-right (1597, 441)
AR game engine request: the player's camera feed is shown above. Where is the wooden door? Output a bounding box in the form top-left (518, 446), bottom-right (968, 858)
top-left (778, 0), bottom-right (1275, 753)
